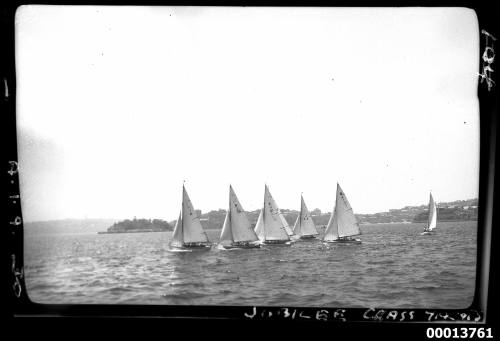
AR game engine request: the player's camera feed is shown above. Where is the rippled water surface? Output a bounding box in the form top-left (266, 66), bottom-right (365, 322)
top-left (24, 221), bottom-right (477, 308)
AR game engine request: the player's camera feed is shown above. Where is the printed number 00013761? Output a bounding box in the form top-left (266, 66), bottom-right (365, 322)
top-left (426, 328), bottom-right (493, 339)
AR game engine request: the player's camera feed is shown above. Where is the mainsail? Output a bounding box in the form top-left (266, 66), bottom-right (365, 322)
top-left (219, 186), bottom-right (259, 245)
top-left (293, 194), bottom-right (319, 237)
top-left (427, 193), bottom-right (437, 231)
top-left (323, 183), bottom-right (361, 241)
top-left (181, 185), bottom-right (210, 244)
top-left (229, 186), bottom-right (259, 243)
top-left (254, 186), bottom-right (290, 242)
top-left (266, 185), bottom-right (294, 236)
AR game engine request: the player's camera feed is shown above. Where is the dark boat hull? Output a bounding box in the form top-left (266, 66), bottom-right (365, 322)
top-left (219, 243), bottom-right (261, 250)
top-left (171, 243), bottom-right (212, 251)
top-left (298, 234), bottom-right (317, 240)
top-left (323, 238), bottom-right (361, 245)
top-left (261, 239), bottom-right (292, 246)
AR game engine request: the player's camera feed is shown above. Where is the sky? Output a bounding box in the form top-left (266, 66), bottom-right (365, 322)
top-left (15, 6), bottom-right (480, 222)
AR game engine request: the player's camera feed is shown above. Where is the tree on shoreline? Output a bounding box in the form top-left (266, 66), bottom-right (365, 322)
top-left (108, 218), bottom-right (172, 232)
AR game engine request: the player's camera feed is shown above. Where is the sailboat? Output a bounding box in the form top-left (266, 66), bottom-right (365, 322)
top-left (421, 193), bottom-right (437, 235)
top-left (169, 184), bottom-right (212, 250)
top-left (218, 185), bottom-right (261, 249)
top-left (292, 194), bottom-right (319, 239)
top-left (254, 185), bottom-right (292, 245)
top-left (322, 183), bottom-right (362, 244)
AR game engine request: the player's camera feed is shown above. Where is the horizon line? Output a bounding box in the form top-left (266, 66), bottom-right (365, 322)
top-left (22, 196), bottom-right (479, 224)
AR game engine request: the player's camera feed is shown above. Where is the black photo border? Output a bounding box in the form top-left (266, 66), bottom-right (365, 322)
top-left (3, 0), bottom-right (499, 337)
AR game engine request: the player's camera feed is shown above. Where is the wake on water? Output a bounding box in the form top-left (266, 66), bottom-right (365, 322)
top-left (167, 248), bottom-right (193, 253)
top-left (216, 245), bottom-right (244, 251)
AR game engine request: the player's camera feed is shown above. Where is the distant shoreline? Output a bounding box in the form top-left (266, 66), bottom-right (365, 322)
top-left (97, 229), bottom-right (166, 234)
top-left (360, 219), bottom-right (477, 225)
top-left (97, 227), bottom-right (221, 234)
top-left (24, 198), bottom-right (478, 228)
top-left (97, 220), bottom-right (477, 234)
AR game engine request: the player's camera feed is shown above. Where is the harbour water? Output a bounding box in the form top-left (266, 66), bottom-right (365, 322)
top-left (24, 221), bottom-right (476, 308)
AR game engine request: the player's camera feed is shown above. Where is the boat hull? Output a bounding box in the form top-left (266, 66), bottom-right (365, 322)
top-left (219, 243), bottom-right (261, 250)
top-left (420, 231), bottom-right (433, 235)
top-left (170, 243), bottom-right (212, 251)
top-left (323, 238), bottom-right (362, 245)
top-left (261, 239), bottom-right (292, 246)
top-left (298, 234), bottom-right (317, 240)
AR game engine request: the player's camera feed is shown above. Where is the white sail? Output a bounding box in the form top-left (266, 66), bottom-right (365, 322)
top-left (280, 214), bottom-right (294, 236)
top-left (292, 214), bottom-right (300, 234)
top-left (182, 186), bottom-right (210, 244)
top-left (266, 186), bottom-right (294, 236)
top-left (254, 208), bottom-right (265, 240)
top-left (170, 211), bottom-right (184, 247)
top-left (263, 185), bottom-right (290, 241)
top-left (428, 193), bottom-right (437, 231)
top-left (323, 204), bottom-right (339, 241)
top-left (219, 210), bottom-right (233, 245)
top-left (229, 186), bottom-right (259, 243)
top-left (294, 195), bottom-right (318, 237)
top-left (335, 184), bottom-right (361, 237)
top-left (323, 184), bottom-right (360, 240)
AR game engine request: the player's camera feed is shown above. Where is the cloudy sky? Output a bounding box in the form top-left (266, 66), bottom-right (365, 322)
top-left (16, 6), bottom-right (480, 222)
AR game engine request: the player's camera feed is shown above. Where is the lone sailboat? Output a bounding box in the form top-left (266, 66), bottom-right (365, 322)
top-left (421, 193), bottom-right (437, 236)
top-left (254, 185), bottom-right (292, 245)
top-left (218, 185), bottom-right (261, 249)
top-left (169, 184), bottom-right (212, 250)
top-left (292, 194), bottom-right (319, 239)
top-left (322, 183), bottom-right (362, 244)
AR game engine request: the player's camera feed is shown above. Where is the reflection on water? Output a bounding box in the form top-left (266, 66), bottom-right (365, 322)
top-left (24, 221), bottom-right (476, 308)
